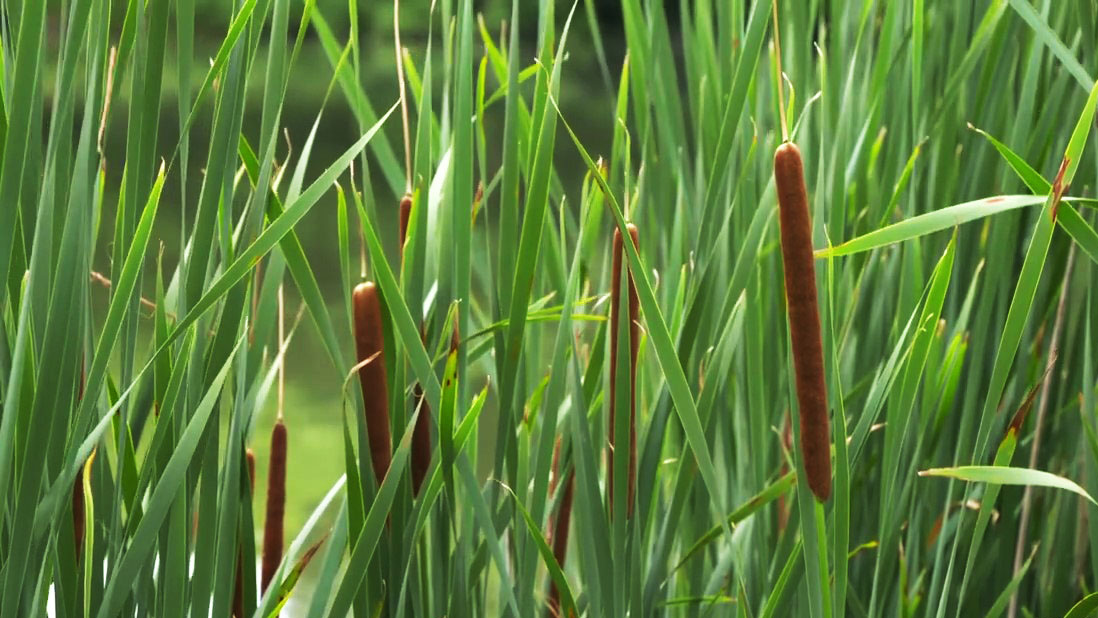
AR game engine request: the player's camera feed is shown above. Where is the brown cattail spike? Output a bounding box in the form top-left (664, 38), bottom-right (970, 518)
top-left (546, 470), bottom-right (575, 618)
top-left (398, 194), bottom-right (413, 257)
top-left (232, 555), bottom-right (246, 618)
top-left (774, 141), bottom-right (831, 502)
top-left (233, 448), bottom-right (259, 618)
top-left (410, 383), bottom-right (432, 496)
top-left (353, 281), bottom-right (393, 485)
top-left (609, 223), bottom-right (640, 518)
top-left (261, 420), bottom-right (287, 593)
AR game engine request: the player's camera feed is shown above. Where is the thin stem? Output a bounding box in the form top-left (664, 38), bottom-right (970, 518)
top-left (395, 0), bottom-right (412, 194)
top-left (278, 284), bottom-right (285, 422)
top-left (1006, 244), bottom-right (1075, 618)
top-left (772, 0), bottom-right (789, 142)
top-left (97, 46), bottom-right (118, 155)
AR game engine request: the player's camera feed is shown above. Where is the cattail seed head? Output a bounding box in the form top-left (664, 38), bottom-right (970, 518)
top-left (353, 281), bottom-right (393, 485)
top-left (546, 470), bottom-right (575, 618)
top-left (774, 141), bottom-right (831, 502)
top-left (609, 224), bottom-right (640, 518)
top-left (233, 445), bottom-right (259, 618)
top-left (261, 420), bottom-right (288, 593)
top-left (410, 383), bottom-right (432, 496)
top-left (450, 318), bottom-right (461, 354)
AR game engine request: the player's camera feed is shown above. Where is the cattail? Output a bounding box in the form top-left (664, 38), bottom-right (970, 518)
top-left (353, 281), bottom-right (392, 485)
top-left (774, 141), bottom-right (831, 502)
top-left (409, 324), bottom-right (432, 496)
top-left (609, 224), bottom-right (640, 517)
top-left (409, 382), bottom-right (432, 496)
top-left (546, 469), bottom-right (575, 618)
top-left (261, 420), bottom-right (287, 593)
top-left (233, 448), bottom-right (258, 618)
top-left (398, 193), bottom-right (413, 256)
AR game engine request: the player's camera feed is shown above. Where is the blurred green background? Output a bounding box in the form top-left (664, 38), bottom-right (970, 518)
top-left (90, 0), bottom-right (626, 538)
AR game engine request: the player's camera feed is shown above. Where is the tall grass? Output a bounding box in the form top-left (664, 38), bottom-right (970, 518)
top-left (1, 0), bottom-right (1098, 616)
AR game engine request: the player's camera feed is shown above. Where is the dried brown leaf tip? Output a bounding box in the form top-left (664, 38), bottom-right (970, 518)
top-left (609, 223), bottom-right (641, 518)
top-left (450, 316), bottom-right (461, 355)
top-left (472, 181), bottom-right (485, 225)
top-left (1006, 356), bottom-right (1056, 437)
top-left (353, 281), bottom-right (392, 486)
top-left (398, 193), bottom-right (413, 256)
top-left (774, 141), bottom-right (831, 502)
top-left (1050, 156), bottom-right (1069, 222)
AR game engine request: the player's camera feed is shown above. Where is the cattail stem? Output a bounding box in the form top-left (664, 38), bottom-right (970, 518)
top-left (609, 224), bottom-right (640, 518)
top-left (262, 420), bottom-right (287, 593)
top-left (353, 281), bottom-right (393, 485)
top-left (774, 142), bottom-right (831, 502)
top-left (772, 0), bottom-right (789, 142)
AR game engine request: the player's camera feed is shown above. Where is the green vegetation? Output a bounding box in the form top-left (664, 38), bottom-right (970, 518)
top-left (2, 0), bottom-right (1098, 616)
